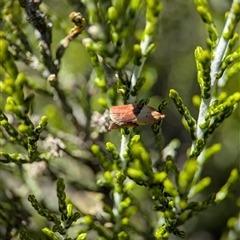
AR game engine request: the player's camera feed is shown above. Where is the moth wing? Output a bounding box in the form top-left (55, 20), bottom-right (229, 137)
top-left (136, 106), bottom-right (165, 125)
top-left (109, 104), bottom-right (142, 125)
top-left (110, 110), bottom-right (137, 125)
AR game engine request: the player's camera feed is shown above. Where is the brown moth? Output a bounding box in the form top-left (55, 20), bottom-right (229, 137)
top-left (109, 104), bottom-right (165, 130)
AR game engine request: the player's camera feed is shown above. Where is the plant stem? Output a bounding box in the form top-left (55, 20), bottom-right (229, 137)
top-left (197, 0), bottom-right (240, 139)
top-left (191, 0), bottom-right (240, 184)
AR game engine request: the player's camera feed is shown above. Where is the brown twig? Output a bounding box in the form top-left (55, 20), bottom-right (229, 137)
top-left (19, 0), bottom-right (86, 134)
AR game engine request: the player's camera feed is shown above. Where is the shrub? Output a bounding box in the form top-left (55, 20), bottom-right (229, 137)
top-left (1, 0), bottom-right (240, 239)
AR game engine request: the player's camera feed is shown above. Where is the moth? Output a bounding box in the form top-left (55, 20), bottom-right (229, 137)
top-left (109, 104), bottom-right (165, 130)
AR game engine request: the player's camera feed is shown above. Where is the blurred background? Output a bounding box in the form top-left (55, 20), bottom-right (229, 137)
top-left (1, 0), bottom-right (239, 239)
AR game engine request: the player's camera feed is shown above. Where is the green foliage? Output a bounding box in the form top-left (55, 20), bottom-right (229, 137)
top-left (1, 0), bottom-right (240, 240)
top-left (28, 179), bottom-right (81, 238)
